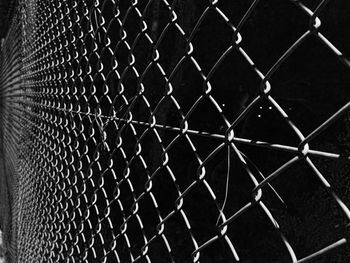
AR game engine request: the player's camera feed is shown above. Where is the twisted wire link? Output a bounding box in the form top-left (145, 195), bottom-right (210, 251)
top-left (1, 0), bottom-right (350, 262)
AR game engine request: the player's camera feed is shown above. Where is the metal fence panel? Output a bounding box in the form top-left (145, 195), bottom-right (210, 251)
top-left (1, 0), bottom-right (350, 262)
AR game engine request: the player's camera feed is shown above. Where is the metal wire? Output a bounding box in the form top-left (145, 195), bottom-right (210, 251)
top-left (1, 0), bottom-right (350, 262)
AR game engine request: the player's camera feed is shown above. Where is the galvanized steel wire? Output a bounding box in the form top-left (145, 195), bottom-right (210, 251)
top-left (0, 0), bottom-right (350, 262)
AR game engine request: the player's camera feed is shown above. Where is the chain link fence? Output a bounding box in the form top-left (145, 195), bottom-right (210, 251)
top-left (1, 0), bottom-right (350, 262)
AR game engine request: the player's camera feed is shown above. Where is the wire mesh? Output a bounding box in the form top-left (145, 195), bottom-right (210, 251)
top-left (1, 0), bottom-right (350, 262)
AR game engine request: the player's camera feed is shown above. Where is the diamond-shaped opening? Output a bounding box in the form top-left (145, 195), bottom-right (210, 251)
top-left (78, 217), bottom-right (95, 248)
top-left (139, 63), bottom-right (168, 109)
top-left (99, 168), bottom-right (117, 200)
top-left (151, 96), bottom-right (186, 130)
top-left (132, 33), bottom-right (154, 74)
top-left (236, 144), bottom-right (296, 187)
top-left (208, 49), bottom-right (261, 122)
top-left (110, 94), bottom-right (131, 118)
top-left (148, 165), bottom-right (181, 216)
top-left (273, 183), bottom-right (349, 261)
top-left (107, 199), bottom-right (124, 232)
top-left (94, 21), bottom-right (108, 50)
top-left (92, 185), bottom-right (110, 215)
top-left (182, 180), bottom-right (221, 237)
top-left (186, 97), bottom-right (229, 135)
top-left (84, 34), bottom-right (98, 65)
top-left (124, 215), bottom-right (147, 257)
top-left (135, 127), bottom-right (166, 175)
top-left (187, 1), bottom-right (227, 35)
top-left (206, 147), bottom-right (256, 215)
top-left (98, 221), bottom-right (115, 257)
top-left (116, 179), bottom-right (135, 219)
top-left (275, 97), bottom-right (319, 135)
top-left (226, 204), bottom-right (291, 262)
top-left (86, 230), bottom-right (105, 261)
top-left (115, 1), bottom-right (133, 17)
top-left (164, 135), bottom-right (204, 189)
top-left (137, 193), bottom-right (162, 235)
top-left (108, 141), bottom-right (127, 176)
top-left (260, 159), bottom-right (321, 212)
top-left (98, 95), bottom-right (114, 117)
top-left (118, 68), bottom-right (141, 102)
top-left (157, 23), bottom-right (187, 76)
top-left (149, 213), bottom-right (197, 262)
top-left (100, 0), bottom-right (115, 24)
top-left (104, 70), bottom-right (119, 102)
top-left (141, 0), bottom-right (172, 40)
top-left (120, 6), bottom-right (143, 45)
top-left (163, 59), bottom-right (203, 113)
top-left (125, 155), bottom-right (151, 197)
top-left (133, 124), bottom-right (149, 140)
top-left (76, 50), bottom-right (91, 78)
top-left (112, 42), bottom-right (132, 75)
top-left (269, 37), bottom-right (350, 128)
top-left (114, 234), bottom-right (134, 262)
top-left (92, 73), bottom-right (106, 100)
top-left (79, 143), bottom-right (95, 172)
top-left (71, 28), bottom-right (84, 54)
top-left (117, 124), bottom-right (139, 158)
top-left (240, 0), bottom-right (310, 72)
top-left (238, 97), bottom-right (302, 145)
top-left (100, 48), bottom-right (115, 77)
top-left (191, 8), bottom-right (234, 75)
top-left (127, 96), bottom-right (153, 124)
top-left (73, 81), bottom-right (86, 111)
top-left (72, 168), bottom-right (86, 200)
top-left (146, 234), bottom-right (175, 262)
